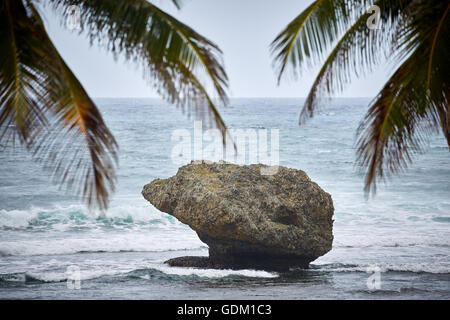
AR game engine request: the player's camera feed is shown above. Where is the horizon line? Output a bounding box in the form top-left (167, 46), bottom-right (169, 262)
top-left (93, 96), bottom-right (373, 99)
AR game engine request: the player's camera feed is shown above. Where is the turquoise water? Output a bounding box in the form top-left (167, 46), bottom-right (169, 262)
top-left (0, 98), bottom-right (449, 299)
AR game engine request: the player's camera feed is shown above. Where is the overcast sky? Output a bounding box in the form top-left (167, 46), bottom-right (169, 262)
top-left (43, 0), bottom-right (391, 98)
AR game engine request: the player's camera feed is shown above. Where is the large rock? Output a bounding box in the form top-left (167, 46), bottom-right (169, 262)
top-left (142, 161), bottom-right (334, 271)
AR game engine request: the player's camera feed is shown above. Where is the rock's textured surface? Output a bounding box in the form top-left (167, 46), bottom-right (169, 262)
top-left (142, 161), bottom-right (334, 270)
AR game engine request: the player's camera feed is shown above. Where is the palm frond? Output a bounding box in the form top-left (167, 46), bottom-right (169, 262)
top-left (0, 0), bottom-right (50, 146)
top-left (1, 0), bottom-right (118, 210)
top-left (271, 0), bottom-right (375, 83)
top-left (272, 0), bottom-right (449, 195)
top-left (170, 0), bottom-right (183, 10)
top-left (49, 0), bottom-right (230, 139)
top-left (300, 0), bottom-right (407, 124)
top-left (356, 1), bottom-right (450, 193)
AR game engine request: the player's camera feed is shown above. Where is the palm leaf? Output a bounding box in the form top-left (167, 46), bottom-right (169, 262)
top-left (356, 1), bottom-right (450, 193)
top-left (272, 0), bottom-right (449, 195)
top-left (1, 0), bottom-right (118, 210)
top-left (49, 0), bottom-right (231, 139)
top-left (300, 0), bottom-right (408, 124)
top-left (271, 0), bottom-right (374, 83)
top-left (0, 0), bottom-right (51, 146)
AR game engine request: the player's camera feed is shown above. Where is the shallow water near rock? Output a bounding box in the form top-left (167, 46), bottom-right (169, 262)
top-left (0, 98), bottom-right (449, 299)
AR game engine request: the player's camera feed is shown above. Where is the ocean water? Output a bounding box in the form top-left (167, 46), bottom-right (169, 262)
top-left (0, 98), bottom-right (449, 300)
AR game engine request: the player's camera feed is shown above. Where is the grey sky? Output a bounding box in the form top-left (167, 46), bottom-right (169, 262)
top-left (43, 0), bottom-right (391, 98)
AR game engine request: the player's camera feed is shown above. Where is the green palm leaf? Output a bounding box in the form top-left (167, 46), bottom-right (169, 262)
top-left (272, 0), bottom-right (449, 194)
top-left (301, 0), bottom-right (407, 124)
top-left (1, 0), bottom-right (232, 210)
top-left (271, 0), bottom-right (374, 83)
top-left (1, 0), bottom-right (118, 210)
top-left (0, 0), bottom-right (51, 146)
top-left (357, 1), bottom-right (450, 193)
top-left (50, 0), bottom-right (230, 136)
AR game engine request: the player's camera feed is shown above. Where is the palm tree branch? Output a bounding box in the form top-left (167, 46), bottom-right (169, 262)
top-left (1, 0), bottom-right (49, 145)
top-left (144, 1), bottom-right (228, 102)
top-left (177, 61), bottom-right (232, 147)
top-left (273, 0), bottom-right (325, 82)
top-left (26, 0), bottom-right (118, 209)
top-left (426, 3), bottom-right (450, 91)
top-left (301, 8), bottom-right (376, 123)
top-left (271, 0), bottom-right (376, 83)
top-left (300, 0), bottom-right (411, 124)
top-left (49, 0), bottom-right (230, 133)
top-left (6, 1), bottom-right (22, 137)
